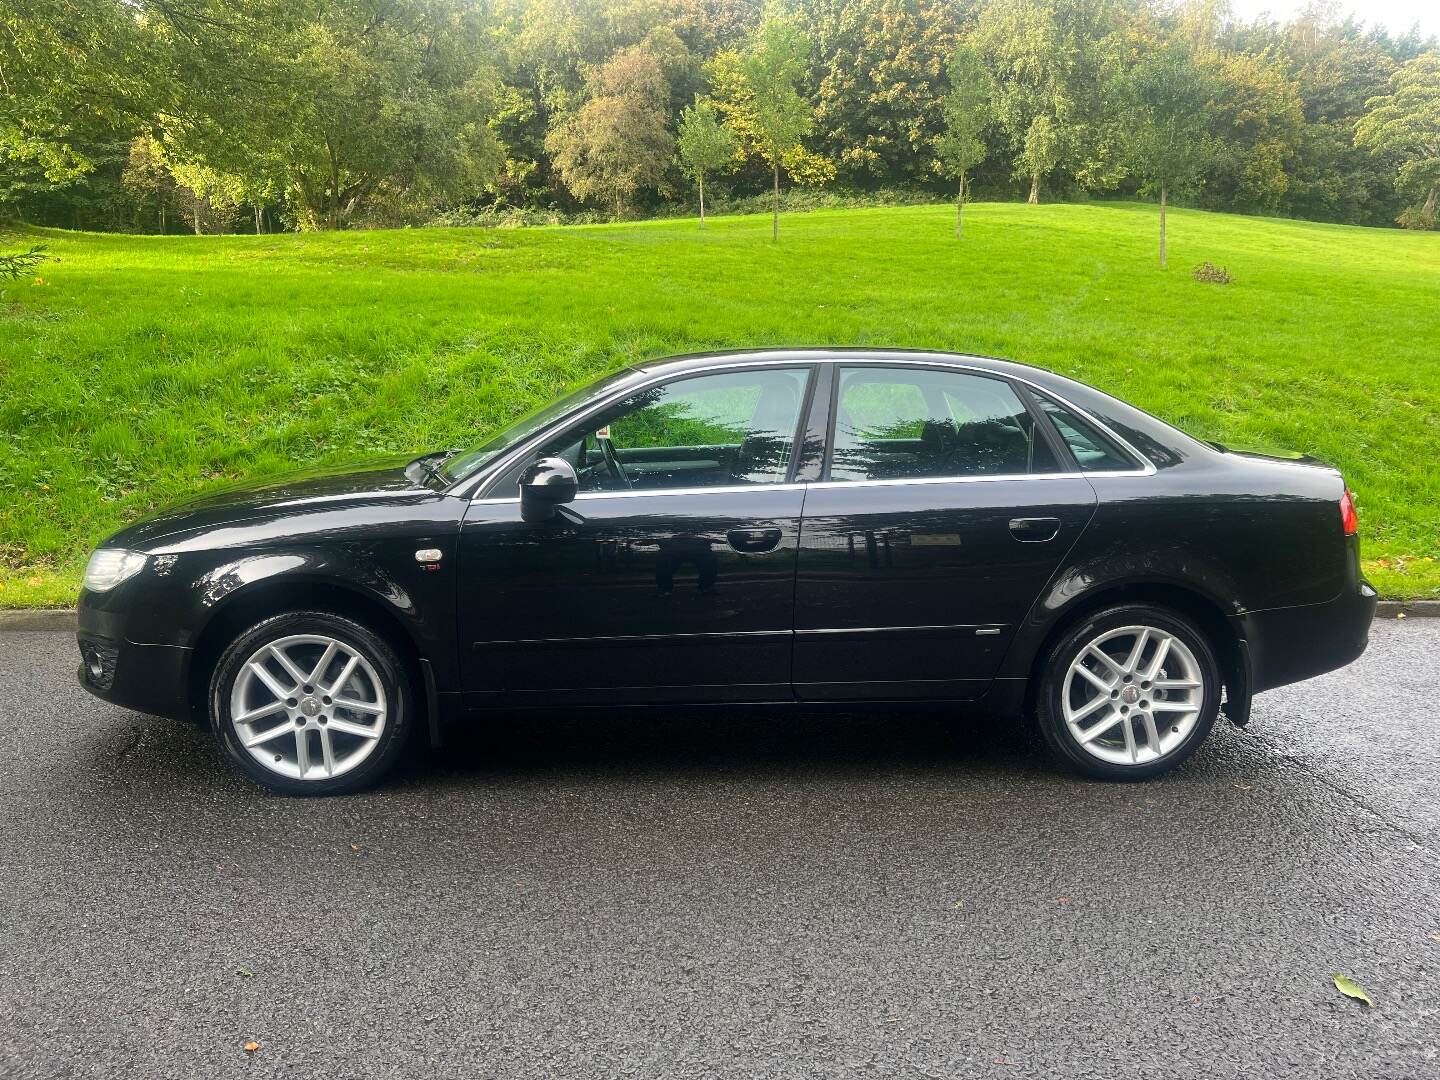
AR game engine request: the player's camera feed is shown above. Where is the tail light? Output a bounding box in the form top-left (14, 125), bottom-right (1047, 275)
top-left (1340, 489), bottom-right (1358, 536)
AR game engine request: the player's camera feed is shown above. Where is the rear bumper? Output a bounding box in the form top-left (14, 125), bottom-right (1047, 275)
top-left (1237, 580), bottom-right (1378, 695)
top-left (77, 603), bottom-right (193, 721)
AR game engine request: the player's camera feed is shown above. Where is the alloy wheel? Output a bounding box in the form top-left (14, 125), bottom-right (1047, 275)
top-left (229, 634), bottom-right (388, 781)
top-left (1061, 624), bottom-right (1205, 767)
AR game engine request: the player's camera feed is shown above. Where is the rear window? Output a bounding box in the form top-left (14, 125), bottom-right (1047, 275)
top-left (1033, 394), bottom-right (1139, 472)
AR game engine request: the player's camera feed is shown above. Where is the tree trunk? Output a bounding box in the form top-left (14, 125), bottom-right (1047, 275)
top-left (192, 202), bottom-right (201, 235)
top-left (772, 161), bottom-right (779, 243)
top-left (956, 170), bottom-right (966, 239)
top-left (1423, 184), bottom-right (1438, 222)
top-left (254, 205), bottom-right (263, 234)
top-left (1028, 171), bottom-right (1040, 205)
top-left (1159, 183), bottom-right (1168, 269)
top-left (698, 173), bottom-right (706, 229)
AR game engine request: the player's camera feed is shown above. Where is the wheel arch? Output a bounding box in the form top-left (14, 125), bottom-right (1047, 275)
top-left (1016, 580), bottom-right (1245, 721)
top-left (186, 576), bottom-right (426, 728)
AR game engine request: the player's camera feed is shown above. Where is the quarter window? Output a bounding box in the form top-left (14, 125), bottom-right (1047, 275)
top-left (539, 368), bottom-right (811, 493)
top-left (827, 367), bottom-right (1059, 482)
top-left (1033, 395), bottom-right (1138, 472)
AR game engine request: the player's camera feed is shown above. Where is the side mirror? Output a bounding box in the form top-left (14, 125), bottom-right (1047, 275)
top-left (519, 457), bottom-right (579, 522)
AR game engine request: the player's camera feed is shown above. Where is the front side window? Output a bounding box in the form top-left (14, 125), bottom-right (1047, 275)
top-left (827, 367), bottom-right (1059, 482)
top-left (1033, 395), bottom-right (1139, 472)
top-left (539, 367), bottom-right (811, 493)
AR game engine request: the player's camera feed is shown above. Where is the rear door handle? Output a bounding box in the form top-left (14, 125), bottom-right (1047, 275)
top-left (1009, 517), bottom-right (1061, 543)
top-left (727, 528), bottom-right (783, 554)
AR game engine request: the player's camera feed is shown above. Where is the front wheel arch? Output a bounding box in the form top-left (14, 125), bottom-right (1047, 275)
top-left (187, 578), bottom-right (425, 730)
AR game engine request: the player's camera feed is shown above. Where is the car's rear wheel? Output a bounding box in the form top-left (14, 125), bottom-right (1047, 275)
top-left (210, 611), bottom-right (413, 795)
top-left (1035, 603), bottom-right (1220, 781)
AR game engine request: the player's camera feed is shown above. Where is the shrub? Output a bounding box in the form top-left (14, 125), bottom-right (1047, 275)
top-left (1192, 260), bottom-right (1232, 284)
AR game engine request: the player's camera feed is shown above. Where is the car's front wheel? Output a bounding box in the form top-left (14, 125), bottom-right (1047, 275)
top-left (1035, 603), bottom-right (1220, 781)
top-left (210, 611), bottom-right (414, 795)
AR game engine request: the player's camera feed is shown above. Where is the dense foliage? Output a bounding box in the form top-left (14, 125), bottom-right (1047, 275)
top-left (2, 0), bottom-right (1437, 231)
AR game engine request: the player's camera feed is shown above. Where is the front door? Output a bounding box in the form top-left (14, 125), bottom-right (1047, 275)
top-left (458, 365), bottom-right (815, 706)
top-left (793, 363), bottom-right (1097, 701)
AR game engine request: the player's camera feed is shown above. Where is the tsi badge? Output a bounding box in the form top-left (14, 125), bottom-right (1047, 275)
top-left (414, 548), bottom-right (444, 572)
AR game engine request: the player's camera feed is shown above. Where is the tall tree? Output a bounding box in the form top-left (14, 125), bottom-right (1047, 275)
top-left (1122, 42), bottom-right (1217, 266)
top-left (676, 96), bottom-right (738, 226)
top-left (733, 15), bottom-right (814, 241)
top-left (975, 0), bottom-right (1128, 204)
top-left (0, 0), bottom-right (153, 205)
top-left (934, 41), bottom-right (991, 238)
top-left (1200, 48), bottom-right (1305, 214)
top-left (1355, 51), bottom-right (1440, 229)
top-left (546, 44), bottom-right (674, 215)
top-left (155, 0), bottom-right (503, 230)
top-left (794, 0), bottom-right (960, 186)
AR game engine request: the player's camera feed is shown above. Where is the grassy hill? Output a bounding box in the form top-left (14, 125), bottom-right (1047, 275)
top-left (2, 201), bottom-right (1437, 606)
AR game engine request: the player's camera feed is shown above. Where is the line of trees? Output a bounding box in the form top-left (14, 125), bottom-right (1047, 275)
top-left (3, 0), bottom-right (1438, 245)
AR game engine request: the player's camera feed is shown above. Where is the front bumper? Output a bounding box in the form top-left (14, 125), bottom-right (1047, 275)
top-left (1237, 580), bottom-right (1378, 695)
top-left (76, 600), bottom-right (193, 721)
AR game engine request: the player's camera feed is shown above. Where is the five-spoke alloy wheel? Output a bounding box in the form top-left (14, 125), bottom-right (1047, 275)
top-left (1036, 603), bottom-right (1220, 781)
top-left (211, 611), bottom-right (413, 795)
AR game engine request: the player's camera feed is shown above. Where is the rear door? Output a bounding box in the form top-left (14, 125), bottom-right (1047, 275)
top-left (792, 363), bottom-right (1097, 701)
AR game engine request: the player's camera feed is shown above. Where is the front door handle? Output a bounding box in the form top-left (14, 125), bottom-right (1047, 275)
top-left (727, 528), bottom-right (783, 554)
top-left (1009, 516), bottom-right (1061, 543)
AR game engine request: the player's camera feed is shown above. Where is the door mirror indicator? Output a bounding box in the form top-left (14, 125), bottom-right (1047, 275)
top-left (519, 457), bottom-right (579, 522)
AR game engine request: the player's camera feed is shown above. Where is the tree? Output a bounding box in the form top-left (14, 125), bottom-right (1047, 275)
top-left (975, 0), bottom-right (1128, 204)
top-left (794, 0), bottom-right (960, 186)
top-left (154, 0), bottom-right (503, 230)
top-left (1122, 43), bottom-right (1218, 267)
top-left (1355, 52), bottom-right (1440, 229)
top-left (737, 16), bottom-right (815, 241)
top-left (934, 41), bottom-right (990, 238)
top-left (1200, 49), bottom-right (1305, 214)
top-left (676, 97), bottom-right (738, 227)
top-left (546, 45), bottom-right (674, 215)
top-left (0, 0), bottom-right (148, 184)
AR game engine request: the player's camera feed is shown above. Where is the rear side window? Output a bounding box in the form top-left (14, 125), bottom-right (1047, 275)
top-left (1033, 394), bottom-right (1139, 472)
top-left (827, 367), bottom-right (1059, 482)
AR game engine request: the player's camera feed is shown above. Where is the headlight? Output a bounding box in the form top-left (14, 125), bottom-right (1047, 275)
top-left (83, 548), bottom-right (148, 592)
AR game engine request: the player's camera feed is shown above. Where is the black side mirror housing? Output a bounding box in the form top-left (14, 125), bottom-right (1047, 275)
top-left (519, 457), bottom-right (580, 522)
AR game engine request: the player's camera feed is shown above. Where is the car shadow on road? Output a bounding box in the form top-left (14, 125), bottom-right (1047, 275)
top-left (410, 706), bottom-right (1052, 784)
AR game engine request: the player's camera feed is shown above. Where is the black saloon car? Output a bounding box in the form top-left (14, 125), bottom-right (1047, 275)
top-left (78, 349), bottom-right (1377, 794)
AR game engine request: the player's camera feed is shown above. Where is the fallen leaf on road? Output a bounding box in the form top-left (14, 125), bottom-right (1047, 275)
top-left (1396, 612), bottom-right (1406, 620)
top-left (1333, 973), bottom-right (1373, 1007)
top-left (243, 1041), bottom-right (261, 1053)
top-left (236, 967), bottom-right (253, 978)
top-left (1056, 897), bottom-right (1072, 906)
top-left (1428, 932), bottom-right (1440, 944)
top-left (1232, 782), bottom-right (1255, 791)
top-left (350, 844), bottom-right (362, 854)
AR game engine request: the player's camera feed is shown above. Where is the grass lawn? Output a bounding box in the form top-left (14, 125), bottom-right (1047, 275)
top-left (2, 201), bottom-right (1437, 607)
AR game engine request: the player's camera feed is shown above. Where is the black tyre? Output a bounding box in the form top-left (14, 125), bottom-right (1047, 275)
top-left (1035, 603), bottom-right (1220, 781)
top-left (209, 610), bottom-right (414, 796)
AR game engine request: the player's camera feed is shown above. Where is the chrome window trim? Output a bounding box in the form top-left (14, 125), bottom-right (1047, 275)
top-left (458, 355), bottom-right (1157, 502)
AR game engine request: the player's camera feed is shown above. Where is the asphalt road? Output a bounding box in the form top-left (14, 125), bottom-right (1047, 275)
top-left (1, 620), bottom-right (1437, 1080)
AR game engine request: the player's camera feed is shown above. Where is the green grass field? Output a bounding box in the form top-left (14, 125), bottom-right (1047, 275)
top-left (2, 201), bottom-right (1437, 607)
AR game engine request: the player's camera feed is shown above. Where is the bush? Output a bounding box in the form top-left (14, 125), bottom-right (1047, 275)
top-left (1192, 261), bottom-right (1232, 284)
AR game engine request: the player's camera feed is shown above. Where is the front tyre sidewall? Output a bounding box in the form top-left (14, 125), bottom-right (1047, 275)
top-left (1037, 604), bottom-right (1220, 781)
top-left (210, 611), bottom-right (413, 796)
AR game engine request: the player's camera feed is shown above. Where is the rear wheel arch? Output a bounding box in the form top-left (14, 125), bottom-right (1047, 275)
top-left (1021, 581), bottom-right (1245, 719)
top-left (187, 578), bottom-right (425, 728)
